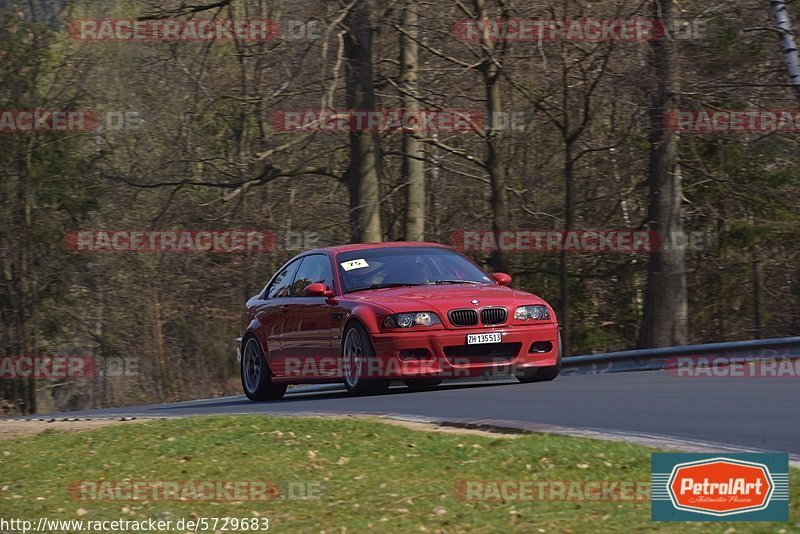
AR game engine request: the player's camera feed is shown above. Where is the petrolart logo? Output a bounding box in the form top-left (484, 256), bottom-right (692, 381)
top-left (652, 453), bottom-right (789, 521)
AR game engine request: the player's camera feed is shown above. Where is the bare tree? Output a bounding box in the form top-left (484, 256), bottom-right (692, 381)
top-left (401, 0), bottom-right (426, 241)
top-left (772, 0), bottom-right (800, 101)
top-left (343, 0), bottom-right (383, 242)
top-left (474, 0), bottom-right (511, 273)
top-left (639, 0), bottom-right (688, 348)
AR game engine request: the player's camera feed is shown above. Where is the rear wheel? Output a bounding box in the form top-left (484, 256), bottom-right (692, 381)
top-left (515, 332), bottom-right (562, 384)
top-left (404, 378), bottom-right (443, 390)
top-left (241, 337), bottom-right (287, 401)
top-left (342, 322), bottom-right (390, 395)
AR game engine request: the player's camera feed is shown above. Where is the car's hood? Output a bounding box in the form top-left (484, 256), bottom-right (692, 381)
top-left (344, 284), bottom-right (549, 315)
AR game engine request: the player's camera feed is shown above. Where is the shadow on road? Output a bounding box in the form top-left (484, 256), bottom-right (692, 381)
top-left (150, 379), bottom-right (520, 411)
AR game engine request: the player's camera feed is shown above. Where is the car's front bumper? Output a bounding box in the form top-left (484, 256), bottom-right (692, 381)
top-left (370, 323), bottom-right (559, 379)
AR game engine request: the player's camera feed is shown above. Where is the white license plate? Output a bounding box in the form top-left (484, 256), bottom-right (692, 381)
top-left (466, 332), bottom-right (502, 345)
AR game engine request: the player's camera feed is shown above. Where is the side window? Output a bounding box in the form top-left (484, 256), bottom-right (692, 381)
top-left (266, 259), bottom-right (302, 299)
top-left (291, 254), bottom-right (334, 297)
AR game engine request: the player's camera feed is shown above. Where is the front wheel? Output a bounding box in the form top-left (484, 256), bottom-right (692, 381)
top-left (241, 337), bottom-right (287, 401)
top-left (515, 332), bottom-right (562, 384)
top-left (342, 322), bottom-right (390, 395)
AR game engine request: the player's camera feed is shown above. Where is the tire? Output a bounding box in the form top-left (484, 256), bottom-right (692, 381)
top-left (404, 378), bottom-right (443, 390)
top-left (515, 332), bottom-right (562, 384)
top-left (342, 321), bottom-right (390, 395)
top-left (241, 337), bottom-right (287, 401)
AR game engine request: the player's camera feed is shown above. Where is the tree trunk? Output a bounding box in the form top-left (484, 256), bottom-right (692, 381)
top-left (401, 1), bottom-right (425, 241)
top-left (639, 0), bottom-right (688, 348)
top-left (752, 260), bottom-right (763, 339)
top-left (474, 0), bottom-right (511, 273)
top-left (344, 0), bottom-right (382, 242)
top-left (0, 154), bottom-right (37, 414)
top-left (560, 154), bottom-right (575, 358)
top-left (772, 0), bottom-right (800, 101)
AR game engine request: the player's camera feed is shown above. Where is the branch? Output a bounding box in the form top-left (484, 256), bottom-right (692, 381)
top-left (138, 0), bottom-right (233, 20)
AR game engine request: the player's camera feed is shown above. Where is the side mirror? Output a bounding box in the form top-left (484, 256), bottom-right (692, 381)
top-left (491, 272), bottom-right (512, 286)
top-left (304, 283), bottom-right (335, 298)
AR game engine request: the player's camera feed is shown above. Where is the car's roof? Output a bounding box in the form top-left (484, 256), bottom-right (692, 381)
top-left (307, 241), bottom-right (452, 256)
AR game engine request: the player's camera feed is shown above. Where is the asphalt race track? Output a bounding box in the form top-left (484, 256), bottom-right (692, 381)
top-left (23, 371), bottom-right (800, 458)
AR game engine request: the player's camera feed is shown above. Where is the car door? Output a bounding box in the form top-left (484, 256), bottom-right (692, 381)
top-left (260, 258), bottom-right (302, 377)
top-left (281, 254), bottom-right (337, 379)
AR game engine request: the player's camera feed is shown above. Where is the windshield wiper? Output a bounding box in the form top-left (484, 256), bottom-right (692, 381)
top-left (346, 283), bottom-right (424, 293)
top-left (426, 280), bottom-right (484, 285)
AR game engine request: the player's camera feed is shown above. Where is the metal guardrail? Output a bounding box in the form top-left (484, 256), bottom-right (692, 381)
top-left (562, 336), bottom-right (800, 375)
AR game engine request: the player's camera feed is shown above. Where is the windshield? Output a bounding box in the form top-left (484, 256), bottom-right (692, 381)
top-left (336, 246), bottom-right (493, 293)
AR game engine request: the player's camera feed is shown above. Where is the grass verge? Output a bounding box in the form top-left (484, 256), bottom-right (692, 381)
top-left (1, 415), bottom-right (798, 532)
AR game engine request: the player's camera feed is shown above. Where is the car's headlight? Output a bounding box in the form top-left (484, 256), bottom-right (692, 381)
top-left (383, 312), bottom-right (442, 329)
top-left (514, 305), bottom-right (551, 321)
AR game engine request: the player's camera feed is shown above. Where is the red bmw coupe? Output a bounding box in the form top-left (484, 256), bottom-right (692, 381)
top-left (237, 242), bottom-right (561, 400)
